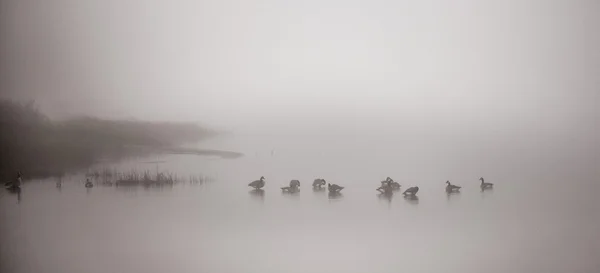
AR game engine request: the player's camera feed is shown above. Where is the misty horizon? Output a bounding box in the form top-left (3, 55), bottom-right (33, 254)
top-left (1, 0), bottom-right (598, 137)
top-left (2, 1), bottom-right (600, 273)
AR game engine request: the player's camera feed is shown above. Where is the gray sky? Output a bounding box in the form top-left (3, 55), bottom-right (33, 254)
top-left (1, 0), bottom-right (598, 135)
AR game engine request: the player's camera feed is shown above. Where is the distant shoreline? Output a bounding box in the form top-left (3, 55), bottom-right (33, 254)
top-left (122, 144), bottom-right (244, 159)
top-left (0, 99), bottom-right (233, 181)
top-left (160, 147), bottom-right (244, 159)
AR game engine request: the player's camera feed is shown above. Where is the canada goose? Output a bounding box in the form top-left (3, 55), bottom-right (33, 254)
top-left (480, 177), bottom-right (493, 189)
top-left (380, 177), bottom-right (392, 185)
top-left (377, 179), bottom-right (394, 194)
top-left (328, 183), bottom-right (344, 193)
top-left (248, 176), bottom-right (266, 189)
top-left (313, 179), bottom-right (326, 188)
top-left (290, 180), bottom-right (300, 188)
top-left (403, 186), bottom-right (419, 196)
top-left (376, 184), bottom-right (393, 194)
top-left (85, 178), bottom-right (93, 188)
top-left (282, 180), bottom-right (300, 192)
top-left (445, 181), bottom-right (461, 193)
top-left (5, 171), bottom-right (23, 189)
top-left (15, 171), bottom-right (22, 187)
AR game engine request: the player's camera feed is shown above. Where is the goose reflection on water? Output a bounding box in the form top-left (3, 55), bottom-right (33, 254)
top-left (446, 190), bottom-right (461, 201)
top-left (328, 191), bottom-right (343, 200)
top-left (377, 191), bottom-right (393, 204)
top-left (404, 194), bottom-right (419, 204)
top-left (5, 186), bottom-right (21, 204)
top-left (249, 189), bottom-right (265, 201)
top-left (312, 186), bottom-right (326, 193)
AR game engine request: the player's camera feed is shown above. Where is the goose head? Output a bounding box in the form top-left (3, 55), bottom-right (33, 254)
top-left (260, 176), bottom-right (265, 181)
top-left (446, 181), bottom-right (451, 185)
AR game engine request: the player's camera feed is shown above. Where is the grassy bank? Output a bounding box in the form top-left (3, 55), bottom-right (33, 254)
top-left (0, 100), bottom-right (217, 181)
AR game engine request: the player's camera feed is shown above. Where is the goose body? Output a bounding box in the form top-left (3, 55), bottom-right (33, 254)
top-left (313, 178), bottom-right (326, 187)
top-left (381, 177), bottom-right (401, 190)
top-left (445, 181), bottom-right (461, 192)
top-left (380, 177), bottom-right (392, 186)
top-left (6, 171), bottom-right (23, 189)
top-left (290, 180), bottom-right (300, 188)
top-left (282, 180), bottom-right (300, 192)
top-left (248, 176), bottom-right (266, 189)
top-left (403, 186), bottom-right (419, 196)
top-left (479, 177), bottom-right (493, 189)
top-left (328, 183), bottom-right (344, 193)
top-left (376, 184), bottom-right (393, 194)
top-left (85, 179), bottom-right (94, 188)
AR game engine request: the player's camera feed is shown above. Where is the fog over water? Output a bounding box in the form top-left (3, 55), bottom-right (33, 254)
top-left (1, 0), bottom-right (599, 273)
top-left (1, 0), bottom-right (598, 135)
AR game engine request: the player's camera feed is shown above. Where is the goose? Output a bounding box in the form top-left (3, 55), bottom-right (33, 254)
top-left (85, 178), bottom-right (93, 188)
top-left (328, 183), bottom-right (344, 193)
top-left (480, 177), bottom-right (493, 189)
top-left (403, 186), bottom-right (419, 196)
top-left (15, 171), bottom-right (22, 187)
top-left (290, 180), bottom-right (300, 188)
top-left (6, 171), bottom-right (23, 189)
top-left (248, 176), bottom-right (266, 189)
top-left (376, 183), bottom-right (393, 194)
top-left (376, 179), bottom-right (394, 194)
top-left (312, 178), bottom-right (326, 188)
top-left (281, 180), bottom-right (301, 192)
top-left (381, 177), bottom-right (401, 189)
top-left (445, 181), bottom-right (461, 193)
top-left (380, 177), bottom-right (392, 186)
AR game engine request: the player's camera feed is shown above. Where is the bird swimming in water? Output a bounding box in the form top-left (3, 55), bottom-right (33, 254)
top-left (248, 176), bottom-right (266, 189)
top-left (290, 180), bottom-right (300, 188)
top-left (480, 177), bottom-right (493, 190)
top-left (377, 178), bottom-right (394, 194)
top-left (282, 180), bottom-right (300, 192)
top-left (5, 171), bottom-right (23, 189)
top-left (403, 186), bottom-right (419, 196)
top-left (312, 178), bottom-right (326, 188)
top-left (380, 177), bottom-right (400, 189)
top-left (445, 181), bottom-right (461, 193)
top-left (328, 183), bottom-right (344, 193)
top-left (376, 183), bottom-right (393, 194)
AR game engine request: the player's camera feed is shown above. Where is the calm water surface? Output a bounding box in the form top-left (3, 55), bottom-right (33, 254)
top-left (1, 134), bottom-right (599, 273)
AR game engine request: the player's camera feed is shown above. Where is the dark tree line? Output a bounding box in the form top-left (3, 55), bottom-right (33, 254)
top-left (0, 100), bottom-right (215, 181)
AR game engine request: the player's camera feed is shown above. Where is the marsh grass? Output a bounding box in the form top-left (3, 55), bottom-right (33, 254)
top-left (86, 168), bottom-right (213, 187)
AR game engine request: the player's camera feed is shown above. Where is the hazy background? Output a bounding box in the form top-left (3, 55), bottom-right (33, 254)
top-left (1, 2), bottom-right (600, 272)
top-left (1, 0), bottom-right (598, 137)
